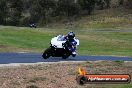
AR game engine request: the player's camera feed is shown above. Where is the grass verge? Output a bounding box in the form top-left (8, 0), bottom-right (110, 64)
top-left (0, 26), bottom-right (132, 56)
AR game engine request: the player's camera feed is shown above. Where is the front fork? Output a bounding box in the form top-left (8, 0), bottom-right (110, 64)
top-left (68, 46), bottom-right (77, 57)
top-left (72, 52), bottom-right (76, 57)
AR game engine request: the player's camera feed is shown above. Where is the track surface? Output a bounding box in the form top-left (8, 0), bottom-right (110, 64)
top-left (0, 53), bottom-right (132, 65)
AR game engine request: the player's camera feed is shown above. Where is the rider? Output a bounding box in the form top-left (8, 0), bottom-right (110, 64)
top-left (63, 31), bottom-right (77, 56)
top-left (66, 31), bottom-right (75, 39)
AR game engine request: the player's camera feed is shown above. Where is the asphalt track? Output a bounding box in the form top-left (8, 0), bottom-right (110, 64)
top-left (0, 53), bottom-right (132, 65)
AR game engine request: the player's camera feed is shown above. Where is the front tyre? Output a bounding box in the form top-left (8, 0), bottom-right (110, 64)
top-left (62, 54), bottom-right (70, 59)
top-left (72, 52), bottom-right (76, 57)
top-left (72, 54), bottom-right (76, 57)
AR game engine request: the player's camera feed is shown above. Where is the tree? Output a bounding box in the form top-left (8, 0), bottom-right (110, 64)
top-left (119, 0), bottom-right (124, 5)
top-left (29, 0), bottom-right (56, 25)
top-left (0, 0), bottom-right (7, 25)
top-left (7, 0), bottom-right (23, 26)
top-left (57, 0), bottom-right (80, 17)
top-left (125, 0), bottom-right (132, 9)
top-left (78, 0), bottom-right (96, 15)
top-left (104, 0), bottom-right (111, 8)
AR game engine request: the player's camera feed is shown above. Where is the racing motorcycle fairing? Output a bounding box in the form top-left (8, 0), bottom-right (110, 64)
top-left (50, 35), bottom-right (66, 48)
top-left (50, 35), bottom-right (79, 48)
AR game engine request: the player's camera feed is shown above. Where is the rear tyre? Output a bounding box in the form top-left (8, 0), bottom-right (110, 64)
top-left (42, 53), bottom-right (50, 59)
top-left (42, 48), bottom-right (51, 59)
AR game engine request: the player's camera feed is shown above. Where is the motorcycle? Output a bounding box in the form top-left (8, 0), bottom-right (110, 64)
top-left (42, 35), bottom-right (79, 59)
top-left (29, 23), bottom-right (37, 28)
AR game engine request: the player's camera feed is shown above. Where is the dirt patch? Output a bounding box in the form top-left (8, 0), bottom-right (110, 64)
top-left (0, 61), bottom-right (132, 88)
top-left (0, 45), bottom-right (9, 48)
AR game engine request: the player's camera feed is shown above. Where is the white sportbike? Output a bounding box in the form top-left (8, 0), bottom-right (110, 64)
top-left (42, 35), bottom-right (79, 59)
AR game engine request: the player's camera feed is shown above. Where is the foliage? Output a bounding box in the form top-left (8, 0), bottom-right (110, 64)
top-left (0, 0), bottom-right (130, 26)
top-left (0, 0), bottom-right (7, 25)
top-left (78, 0), bottom-right (96, 15)
top-left (6, 0), bottom-right (23, 26)
top-left (57, 0), bottom-right (80, 16)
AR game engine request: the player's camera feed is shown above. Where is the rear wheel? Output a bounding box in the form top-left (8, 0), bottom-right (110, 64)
top-left (42, 48), bottom-right (52, 59)
top-left (42, 53), bottom-right (50, 59)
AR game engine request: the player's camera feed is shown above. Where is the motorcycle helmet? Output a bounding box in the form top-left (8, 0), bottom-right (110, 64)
top-left (67, 31), bottom-right (75, 39)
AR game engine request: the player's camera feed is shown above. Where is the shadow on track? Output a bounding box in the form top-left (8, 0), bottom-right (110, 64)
top-left (0, 53), bottom-right (132, 64)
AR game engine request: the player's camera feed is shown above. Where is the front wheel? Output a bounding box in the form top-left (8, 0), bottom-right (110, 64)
top-left (62, 54), bottom-right (70, 59)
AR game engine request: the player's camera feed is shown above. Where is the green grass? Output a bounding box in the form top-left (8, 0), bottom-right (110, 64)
top-left (0, 26), bottom-right (132, 56)
top-left (0, 27), bottom-right (51, 52)
top-left (76, 30), bottom-right (132, 56)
